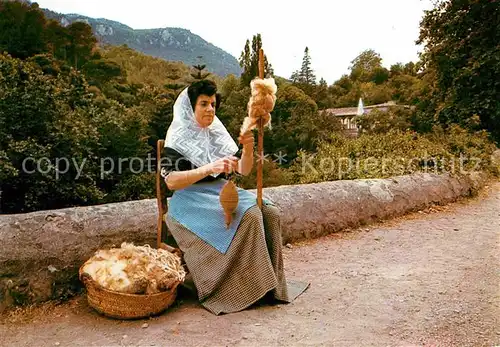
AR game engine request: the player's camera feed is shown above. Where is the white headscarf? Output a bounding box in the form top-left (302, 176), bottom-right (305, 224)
top-left (164, 87), bottom-right (239, 177)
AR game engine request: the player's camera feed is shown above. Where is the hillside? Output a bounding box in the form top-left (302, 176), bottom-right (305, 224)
top-left (42, 9), bottom-right (242, 77)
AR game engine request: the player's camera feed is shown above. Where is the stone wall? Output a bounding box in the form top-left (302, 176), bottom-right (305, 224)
top-left (0, 172), bottom-right (488, 312)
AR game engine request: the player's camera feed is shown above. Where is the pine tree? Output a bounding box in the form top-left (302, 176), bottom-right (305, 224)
top-left (66, 21), bottom-right (97, 69)
top-left (190, 55), bottom-right (210, 81)
top-left (238, 33), bottom-right (273, 86)
top-left (239, 40), bottom-right (251, 72)
top-left (290, 70), bottom-right (300, 83)
top-left (314, 77), bottom-right (331, 109)
top-left (299, 47), bottom-right (316, 85)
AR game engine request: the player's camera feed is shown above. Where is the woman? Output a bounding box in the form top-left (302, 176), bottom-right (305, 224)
top-left (161, 79), bottom-right (308, 315)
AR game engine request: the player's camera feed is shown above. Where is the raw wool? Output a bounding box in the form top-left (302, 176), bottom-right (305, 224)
top-left (240, 77), bottom-right (277, 135)
top-left (219, 180), bottom-right (239, 229)
top-left (81, 242), bottom-right (186, 295)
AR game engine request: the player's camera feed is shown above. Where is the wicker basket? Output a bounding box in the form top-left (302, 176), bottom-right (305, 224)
top-left (79, 267), bottom-right (181, 320)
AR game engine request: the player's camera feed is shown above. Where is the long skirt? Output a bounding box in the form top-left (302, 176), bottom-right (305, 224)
top-left (166, 203), bottom-right (308, 315)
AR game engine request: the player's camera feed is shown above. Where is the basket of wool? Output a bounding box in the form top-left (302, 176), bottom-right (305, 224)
top-left (79, 242), bottom-right (186, 319)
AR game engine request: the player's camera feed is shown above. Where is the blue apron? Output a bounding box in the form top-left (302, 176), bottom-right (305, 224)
top-left (168, 179), bottom-right (272, 254)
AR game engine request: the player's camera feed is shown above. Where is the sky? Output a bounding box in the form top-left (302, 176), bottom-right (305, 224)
top-left (33, 0), bottom-right (436, 84)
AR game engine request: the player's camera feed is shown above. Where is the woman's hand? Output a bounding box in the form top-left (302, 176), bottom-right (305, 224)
top-left (238, 131), bottom-right (254, 150)
top-left (237, 131), bottom-right (254, 176)
top-left (210, 156), bottom-right (239, 174)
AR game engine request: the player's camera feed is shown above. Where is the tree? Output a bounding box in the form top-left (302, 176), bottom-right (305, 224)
top-left (355, 107), bottom-right (413, 135)
top-left (388, 73), bottom-right (421, 105)
top-left (81, 58), bottom-right (126, 87)
top-left (299, 47), bottom-right (316, 85)
top-left (349, 49), bottom-right (388, 84)
top-left (418, 0), bottom-right (500, 143)
top-left (0, 1), bottom-right (48, 59)
top-left (334, 81), bottom-right (392, 108)
top-left (268, 84), bottom-right (342, 163)
top-left (334, 74), bottom-right (353, 92)
top-left (291, 47), bottom-right (316, 85)
top-left (371, 66), bottom-right (390, 85)
top-left (190, 64), bottom-right (210, 80)
top-left (45, 19), bottom-right (69, 60)
top-left (390, 63), bottom-right (404, 77)
top-left (290, 70), bottom-right (300, 83)
top-left (0, 53), bottom-right (153, 213)
top-left (403, 62), bottom-right (418, 77)
top-left (314, 77), bottom-right (332, 109)
top-left (238, 34), bottom-right (273, 86)
top-left (239, 40), bottom-right (251, 76)
top-left (66, 21), bottom-right (97, 69)
top-left (190, 55), bottom-right (210, 81)
top-left (290, 47), bottom-right (317, 97)
top-left (100, 45), bottom-right (191, 88)
top-left (0, 53), bottom-right (101, 212)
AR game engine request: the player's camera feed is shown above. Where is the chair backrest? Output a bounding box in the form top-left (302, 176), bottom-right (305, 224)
top-left (156, 139), bottom-right (167, 248)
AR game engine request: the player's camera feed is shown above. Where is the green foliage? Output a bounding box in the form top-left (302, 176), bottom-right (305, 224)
top-left (288, 126), bottom-right (498, 184)
top-left (216, 78), bottom-right (344, 187)
top-left (0, 1), bottom-right (47, 59)
top-left (313, 48), bottom-right (420, 111)
top-left (0, 53), bottom-right (152, 213)
top-left (188, 56), bottom-right (211, 82)
top-left (190, 64), bottom-right (209, 80)
top-left (355, 107), bottom-right (414, 135)
top-left (335, 81), bottom-right (393, 107)
top-left (238, 34), bottom-right (273, 86)
top-left (0, 5), bottom-right (202, 213)
top-left (292, 47), bottom-right (316, 85)
top-left (40, 8), bottom-right (241, 78)
top-left (81, 58), bottom-right (125, 87)
top-left (0, 1), bottom-right (97, 68)
top-left (387, 74), bottom-right (422, 105)
top-left (290, 47), bottom-right (318, 97)
top-left (235, 160), bottom-right (293, 190)
top-left (265, 84), bottom-right (343, 164)
top-left (2, 0), bottom-right (498, 215)
top-left (65, 21), bottom-right (97, 69)
top-left (0, 53), bottom-right (99, 212)
top-left (216, 83), bottom-right (250, 139)
top-left (349, 49), bottom-right (389, 84)
top-left (417, 0), bottom-right (500, 143)
top-left (313, 78), bottom-right (333, 109)
top-left (100, 45), bottom-right (191, 88)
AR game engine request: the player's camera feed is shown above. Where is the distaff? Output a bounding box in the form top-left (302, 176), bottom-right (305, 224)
top-left (238, 48), bottom-right (276, 209)
top-left (220, 49), bottom-right (277, 226)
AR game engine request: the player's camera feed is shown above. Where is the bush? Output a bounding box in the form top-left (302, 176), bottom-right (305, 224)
top-left (355, 107), bottom-right (414, 135)
top-left (0, 53), bottom-right (152, 213)
top-left (287, 126), bottom-right (498, 185)
top-left (235, 158), bottom-right (292, 189)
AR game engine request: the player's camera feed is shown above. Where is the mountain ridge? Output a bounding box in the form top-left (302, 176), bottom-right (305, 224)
top-left (41, 8), bottom-right (242, 77)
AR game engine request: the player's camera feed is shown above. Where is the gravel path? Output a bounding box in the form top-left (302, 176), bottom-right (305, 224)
top-left (1, 182), bottom-right (499, 347)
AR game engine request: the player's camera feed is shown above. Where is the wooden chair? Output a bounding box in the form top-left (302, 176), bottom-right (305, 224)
top-left (156, 140), bottom-right (197, 296)
top-left (156, 139), bottom-right (197, 294)
top-left (155, 139), bottom-right (182, 257)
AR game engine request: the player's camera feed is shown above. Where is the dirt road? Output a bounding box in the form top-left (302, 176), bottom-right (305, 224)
top-left (1, 182), bottom-right (499, 347)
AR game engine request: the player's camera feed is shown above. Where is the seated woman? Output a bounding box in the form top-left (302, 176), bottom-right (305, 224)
top-left (161, 79), bottom-right (308, 315)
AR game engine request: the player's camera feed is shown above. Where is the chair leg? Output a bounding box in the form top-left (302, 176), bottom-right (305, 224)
top-left (156, 139), bottom-right (165, 249)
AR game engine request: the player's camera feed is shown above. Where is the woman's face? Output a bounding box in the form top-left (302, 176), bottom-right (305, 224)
top-left (194, 94), bottom-right (216, 128)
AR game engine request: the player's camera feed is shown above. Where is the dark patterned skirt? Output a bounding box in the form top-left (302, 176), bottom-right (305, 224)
top-left (166, 204), bottom-right (309, 315)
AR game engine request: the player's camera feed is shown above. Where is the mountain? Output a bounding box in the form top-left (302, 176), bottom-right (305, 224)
top-left (41, 9), bottom-right (242, 77)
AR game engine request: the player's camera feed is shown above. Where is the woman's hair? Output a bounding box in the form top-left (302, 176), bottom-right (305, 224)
top-left (187, 79), bottom-right (218, 110)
